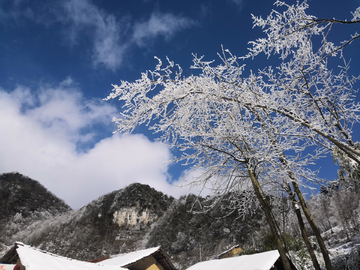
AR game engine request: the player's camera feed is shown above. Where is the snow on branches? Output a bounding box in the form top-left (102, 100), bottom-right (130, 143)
top-left (106, 0), bottom-right (360, 202)
top-left (106, 3), bottom-right (360, 269)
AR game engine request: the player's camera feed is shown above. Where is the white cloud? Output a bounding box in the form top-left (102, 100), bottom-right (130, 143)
top-left (228, 0), bottom-right (244, 11)
top-left (61, 0), bottom-right (196, 68)
top-left (62, 0), bottom-right (128, 71)
top-left (2, 0), bottom-right (198, 71)
top-left (0, 0), bottom-right (51, 25)
top-left (60, 0), bottom-right (196, 70)
top-left (132, 12), bottom-right (196, 47)
top-left (0, 79), bottom-right (198, 209)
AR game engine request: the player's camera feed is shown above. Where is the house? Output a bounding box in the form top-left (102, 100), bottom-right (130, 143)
top-left (215, 245), bottom-right (243, 259)
top-left (99, 246), bottom-right (177, 270)
top-left (0, 242), bottom-right (126, 270)
top-left (0, 264), bottom-right (16, 270)
top-left (186, 250), bottom-right (298, 270)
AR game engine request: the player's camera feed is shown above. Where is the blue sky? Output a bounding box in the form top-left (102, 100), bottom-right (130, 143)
top-left (0, 0), bottom-right (359, 209)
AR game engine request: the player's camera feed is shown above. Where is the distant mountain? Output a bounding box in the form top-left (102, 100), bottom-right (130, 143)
top-left (0, 172), bottom-right (71, 220)
top-left (1, 172), bottom-right (360, 270)
top-left (0, 172), bottom-right (263, 269)
top-left (16, 182), bottom-right (175, 260)
top-left (146, 194), bottom-right (262, 268)
top-left (0, 172), bottom-right (71, 252)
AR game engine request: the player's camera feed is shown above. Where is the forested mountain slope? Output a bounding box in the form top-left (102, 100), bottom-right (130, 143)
top-left (3, 180), bottom-right (175, 261)
top-left (0, 172), bottom-right (71, 220)
top-left (146, 194), bottom-right (262, 268)
top-left (0, 173), bottom-right (263, 268)
top-left (1, 172), bottom-right (360, 270)
top-left (0, 172), bottom-right (71, 253)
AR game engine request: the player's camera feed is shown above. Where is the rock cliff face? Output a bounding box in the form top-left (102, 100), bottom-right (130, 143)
top-left (112, 207), bottom-right (157, 226)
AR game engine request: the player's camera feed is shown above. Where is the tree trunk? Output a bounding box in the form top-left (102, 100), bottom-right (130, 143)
top-left (294, 207), bottom-right (321, 270)
top-left (278, 153), bottom-right (333, 270)
top-left (288, 192), bottom-right (321, 270)
top-left (283, 183), bottom-right (321, 270)
top-left (290, 180), bottom-right (334, 270)
top-left (248, 167), bottom-right (293, 270)
top-left (245, 107), bottom-right (331, 269)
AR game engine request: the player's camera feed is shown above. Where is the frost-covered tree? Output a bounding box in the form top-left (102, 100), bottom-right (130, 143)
top-left (238, 2), bottom-right (360, 267)
top-left (106, 54), bottom-right (320, 269)
top-left (106, 1), bottom-right (360, 270)
top-left (333, 144), bottom-right (360, 192)
top-left (333, 189), bottom-right (360, 238)
top-left (106, 52), bottom-right (322, 269)
top-left (244, 0), bottom-right (360, 165)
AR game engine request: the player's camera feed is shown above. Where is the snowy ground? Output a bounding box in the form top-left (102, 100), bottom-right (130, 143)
top-left (287, 225), bottom-right (360, 270)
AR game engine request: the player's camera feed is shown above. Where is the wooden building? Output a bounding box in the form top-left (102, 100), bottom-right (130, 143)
top-left (1, 243), bottom-right (176, 270)
top-left (0, 242), bottom-right (125, 270)
top-left (0, 264), bottom-right (16, 270)
top-left (186, 250), bottom-right (298, 270)
top-left (216, 245), bottom-right (243, 259)
top-left (99, 246), bottom-right (177, 270)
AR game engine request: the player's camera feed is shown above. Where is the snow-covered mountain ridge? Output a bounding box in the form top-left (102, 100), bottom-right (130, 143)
top-left (1, 172), bottom-right (360, 270)
top-left (0, 172), bottom-right (262, 269)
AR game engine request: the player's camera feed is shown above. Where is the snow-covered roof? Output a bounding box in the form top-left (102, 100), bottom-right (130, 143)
top-left (14, 243), bottom-right (125, 270)
top-left (0, 264), bottom-right (16, 270)
top-left (99, 246), bottom-right (161, 267)
top-left (186, 250), bottom-right (281, 270)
